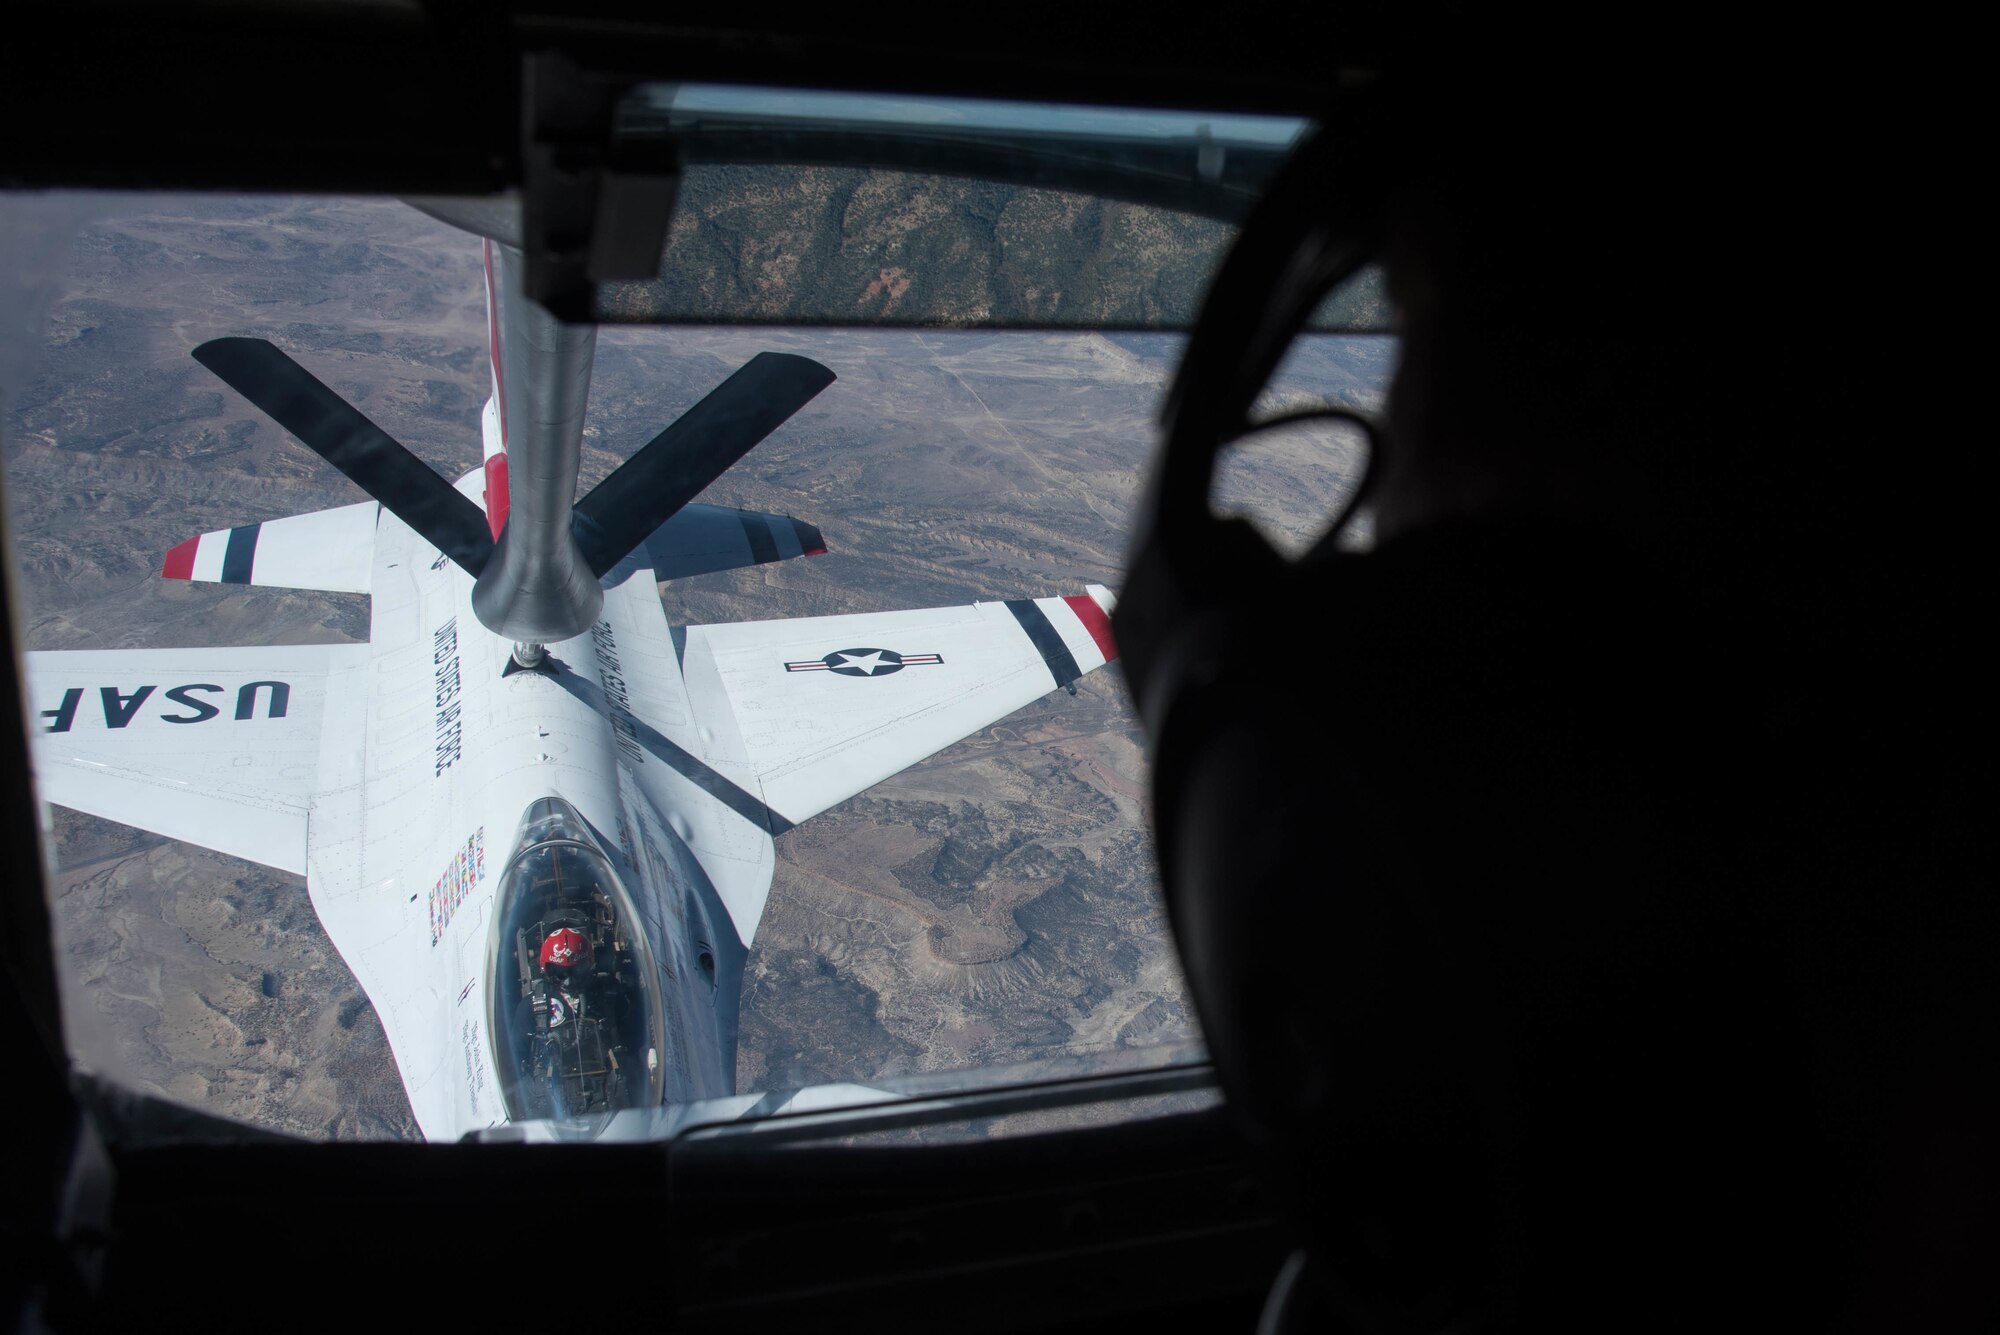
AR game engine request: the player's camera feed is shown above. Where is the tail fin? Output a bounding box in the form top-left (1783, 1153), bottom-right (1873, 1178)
top-left (479, 239), bottom-right (510, 542)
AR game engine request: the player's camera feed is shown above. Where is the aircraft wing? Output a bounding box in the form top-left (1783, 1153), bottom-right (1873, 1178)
top-left (159, 501), bottom-right (380, 594)
top-left (24, 643), bottom-right (370, 875)
top-left (678, 586), bottom-right (1116, 828)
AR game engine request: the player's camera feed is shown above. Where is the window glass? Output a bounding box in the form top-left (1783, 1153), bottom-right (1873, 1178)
top-left (592, 84), bottom-right (1391, 331)
top-left (5, 189), bottom-right (1393, 1142)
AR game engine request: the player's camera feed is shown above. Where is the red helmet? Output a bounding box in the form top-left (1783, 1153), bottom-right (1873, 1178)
top-left (538, 927), bottom-right (591, 974)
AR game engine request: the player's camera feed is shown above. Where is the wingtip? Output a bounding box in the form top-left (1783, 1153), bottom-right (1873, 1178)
top-left (762, 349), bottom-right (837, 387)
top-left (1063, 588), bottom-right (1118, 663)
top-left (161, 535), bottom-right (198, 580)
top-left (190, 334), bottom-right (256, 367)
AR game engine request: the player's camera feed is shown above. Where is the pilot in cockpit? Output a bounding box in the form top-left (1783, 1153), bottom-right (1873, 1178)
top-left (493, 809), bottom-right (658, 1121)
top-left (539, 926), bottom-right (591, 986)
top-left (521, 919), bottom-right (634, 1116)
top-left (536, 925), bottom-right (597, 1030)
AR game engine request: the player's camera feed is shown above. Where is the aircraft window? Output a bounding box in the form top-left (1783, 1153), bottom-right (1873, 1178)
top-left (6, 184), bottom-right (1394, 1143)
top-left (591, 83), bottom-right (1391, 331)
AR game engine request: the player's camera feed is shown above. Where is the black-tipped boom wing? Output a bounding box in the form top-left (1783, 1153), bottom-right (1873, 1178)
top-left (572, 351), bottom-right (836, 577)
top-left (195, 339), bottom-right (834, 621)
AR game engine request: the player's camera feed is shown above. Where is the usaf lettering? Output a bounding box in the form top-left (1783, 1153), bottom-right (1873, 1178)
top-left (41, 681), bottom-right (291, 732)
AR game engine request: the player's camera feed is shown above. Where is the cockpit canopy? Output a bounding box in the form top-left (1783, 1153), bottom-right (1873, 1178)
top-left (488, 798), bottom-right (668, 1131)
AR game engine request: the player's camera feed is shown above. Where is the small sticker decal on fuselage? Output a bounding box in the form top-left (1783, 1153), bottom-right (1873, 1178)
top-left (784, 648), bottom-right (943, 677)
top-left (428, 826), bottom-right (485, 946)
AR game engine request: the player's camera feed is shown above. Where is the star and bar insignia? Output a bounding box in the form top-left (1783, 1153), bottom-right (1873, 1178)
top-left (785, 647), bottom-right (944, 678)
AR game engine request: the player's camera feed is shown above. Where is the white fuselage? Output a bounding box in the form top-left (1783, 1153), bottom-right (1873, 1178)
top-left (305, 477), bottom-right (761, 1140)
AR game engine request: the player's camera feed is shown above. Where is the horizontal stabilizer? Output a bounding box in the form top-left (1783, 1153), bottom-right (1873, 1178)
top-left (573, 352), bottom-right (836, 577)
top-left (161, 500), bottom-right (379, 594)
top-left (192, 338), bottom-right (496, 576)
top-left (641, 503), bottom-right (826, 581)
top-left (25, 643), bottom-right (370, 876)
top-left (679, 585), bottom-right (1118, 829)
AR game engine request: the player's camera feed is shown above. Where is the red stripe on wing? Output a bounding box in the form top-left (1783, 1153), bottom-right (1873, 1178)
top-left (1062, 593), bottom-right (1117, 662)
top-left (161, 536), bottom-right (198, 580)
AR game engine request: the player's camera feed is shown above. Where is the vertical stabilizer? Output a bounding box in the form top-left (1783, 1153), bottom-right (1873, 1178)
top-left (480, 239), bottom-right (510, 543)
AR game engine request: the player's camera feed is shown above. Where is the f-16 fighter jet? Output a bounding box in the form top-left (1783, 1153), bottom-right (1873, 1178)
top-left (25, 228), bottom-right (1117, 1140)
